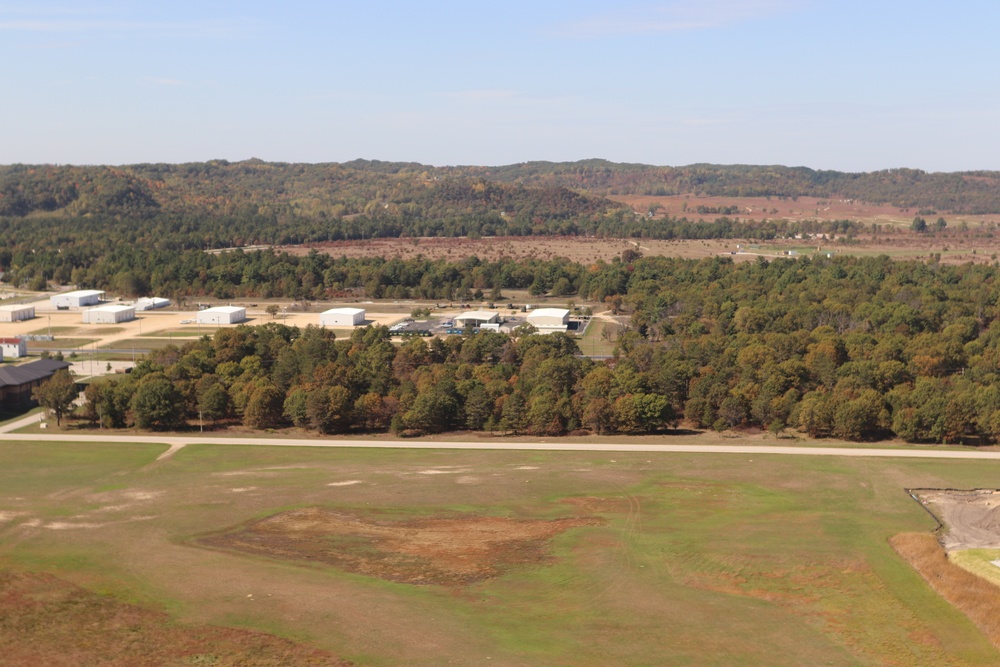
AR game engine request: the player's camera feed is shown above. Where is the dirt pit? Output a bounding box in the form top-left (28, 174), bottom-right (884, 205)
top-left (911, 489), bottom-right (1000, 551)
top-left (197, 507), bottom-right (603, 586)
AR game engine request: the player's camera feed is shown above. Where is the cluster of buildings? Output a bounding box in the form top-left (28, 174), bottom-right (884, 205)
top-left (454, 307), bottom-right (571, 334)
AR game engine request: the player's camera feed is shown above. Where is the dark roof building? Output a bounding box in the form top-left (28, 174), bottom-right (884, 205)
top-left (0, 359), bottom-right (73, 410)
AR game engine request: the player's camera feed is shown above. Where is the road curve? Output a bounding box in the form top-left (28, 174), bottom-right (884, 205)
top-left (3, 432), bottom-right (1000, 460)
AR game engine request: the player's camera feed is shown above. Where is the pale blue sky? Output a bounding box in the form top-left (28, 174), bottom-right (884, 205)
top-left (2, 1), bottom-right (998, 171)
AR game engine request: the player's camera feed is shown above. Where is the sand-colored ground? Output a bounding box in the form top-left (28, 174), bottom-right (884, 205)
top-left (912, 489), bottom-right (1000, 551)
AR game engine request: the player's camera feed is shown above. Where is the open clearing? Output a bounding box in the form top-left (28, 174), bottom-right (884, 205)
top-left (286, 232), bottom-right (1000, 267)
top-left (2, 440), bottom-right (1000, 665)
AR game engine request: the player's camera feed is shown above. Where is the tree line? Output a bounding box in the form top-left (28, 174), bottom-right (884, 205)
top-left (58, 253), bottom-right (1000, 444)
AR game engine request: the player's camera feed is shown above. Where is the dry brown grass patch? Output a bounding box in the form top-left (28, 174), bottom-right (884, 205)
top-left (0, 569), bottom-right (352, 666)
top-left (890, 532), bottom-right (1000, 648)
top-left (197, 507), bottom-right (603, 586)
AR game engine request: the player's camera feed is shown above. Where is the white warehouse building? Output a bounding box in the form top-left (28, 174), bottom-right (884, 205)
top-left (454, 310), bottom-right (500, 328)
top-left (196, 306), bottom-right (246, 325)
top-left (527, 308), bottom-right (570, 334)
top-left (51, 290), bottom-right (105, 309)
top-left (135, 297), bottom-right (170, 311)
top-left (83, 305), bottom-right (136, 324)
top-left (0, 304), bottom-right (35, 322)
top-left (320, 307), bottom-right (366, 327)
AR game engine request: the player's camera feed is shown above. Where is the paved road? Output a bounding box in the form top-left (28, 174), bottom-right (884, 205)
top-left (3, 431), bottom-right (1000, 461)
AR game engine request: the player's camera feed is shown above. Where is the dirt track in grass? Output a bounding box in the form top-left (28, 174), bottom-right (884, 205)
top-left (197, 507), bottom-right (604, 586)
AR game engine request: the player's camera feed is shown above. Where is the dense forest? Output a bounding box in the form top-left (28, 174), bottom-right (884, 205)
top-left (78, 254), bottom-right (1000, 444)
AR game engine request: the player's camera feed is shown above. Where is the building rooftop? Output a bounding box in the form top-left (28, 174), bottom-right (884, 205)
top-left (55, 290), bottom-right (105, 298)
top-left (200, 306), bottom-right (245, 313)
top-left (528, 308), bottom-right (570, 319)
top-left (86, 305), bottom-right (134, 312)
top-left (456, 310), bottom-right (499, 320)
top-left (322, 307), bottom-right (366, 315)
top-left (0, 359), bottom-right (71, 389)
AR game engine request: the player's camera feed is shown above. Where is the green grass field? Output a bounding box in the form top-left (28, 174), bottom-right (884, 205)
top-left (578, 319), bottom-right (619, 357)
top-left (0, 440), bottom-right (998, 665)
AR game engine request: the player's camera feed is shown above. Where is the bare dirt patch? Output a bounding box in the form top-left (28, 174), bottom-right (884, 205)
top-left (0, 569), bottom-right (353, 666)
top-left (911, 489), bottom-right (1000, 551)
top-left (196, 507), bottom-right (603, 586)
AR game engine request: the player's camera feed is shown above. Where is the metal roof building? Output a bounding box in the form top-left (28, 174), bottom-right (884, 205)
top-left (0, 304), bottom-right (35, 322)
top-left (0, 359), bottom-right (72, 410)
top-left (319, 307), bottom-right (366, 327)
top-left (454, 310), bottom-right (500, 328)
top-left (82, 305), bottom-right (136, 324)
top-left (50, 290), bottom-right (104, 309)
top-left (196, 306), bottom-right (247, 325)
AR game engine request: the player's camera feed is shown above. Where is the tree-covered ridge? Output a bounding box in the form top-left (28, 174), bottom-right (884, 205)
top-left (0, 160), bottom-right (621, 224)
top-left (3, 160), bottom-right (1000, 222)
top-left (473, 161), bottom-right (1000, 214)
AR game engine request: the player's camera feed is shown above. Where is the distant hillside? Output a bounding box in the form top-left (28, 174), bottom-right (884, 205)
top-left (2, 160), bottom-right (1000, 221)
top-left (470, 160), bottom-right (1000, 214)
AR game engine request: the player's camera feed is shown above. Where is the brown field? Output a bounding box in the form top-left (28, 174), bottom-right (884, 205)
top-left (197, 507), bottom-right (603, 586)
top-left (610, 194), bottom-right (1000, 228)
top-left (286, 233), bottom-right (1000, 267)
top-left (0, 569), bottom-right (353, 666)
top-left (891, 533), bottom-right (1000, 649)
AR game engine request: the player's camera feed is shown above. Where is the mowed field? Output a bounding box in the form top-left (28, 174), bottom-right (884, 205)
top-left (1, 440), bottom-right (999, 665)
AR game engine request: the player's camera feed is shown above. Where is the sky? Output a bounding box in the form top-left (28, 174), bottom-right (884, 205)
top-left (2, 1), bottom-right (999, 172)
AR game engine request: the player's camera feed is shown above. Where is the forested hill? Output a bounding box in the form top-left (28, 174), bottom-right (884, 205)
top-left (3, 160), bottom-right (1000, 220)
top-left (474, 160), bottom-right (1000, 213)
top-left (0, 160), bottom-right (618, 225)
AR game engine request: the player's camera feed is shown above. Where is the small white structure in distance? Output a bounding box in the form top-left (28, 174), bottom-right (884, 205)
top-left (527, 307), bottom-right (570, 334)
top-left (454, 310), bottom-right (500, 328)
top-left (135, 297), bottom-right (170, 311)
top-left (0, 337), bottom-right (27, 358)
top-left (51, 290), bottom-right (104, 309)
top-left (196, 306), bottom-right (246, 325)
top-left (0, 304), bottom-right (35, 322)
top-left (320, 307), bottom-right (366, 327)
top-left (83, 304), bottom-right (136, 324)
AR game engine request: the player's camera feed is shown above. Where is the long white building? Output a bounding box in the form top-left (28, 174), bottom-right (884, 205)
top-left (0, 304), bottom-right (35, 322)
top-left (135, 297), bottom-right (170, 311)
top-left (196, 306), bottom-right (246, 325)
top-left (83, 305), bottom-right (136, 324)
top-left (51, 290), bottom-right (104, 309)
top-left (527, 308), bottom-right (570, 334)
top-left (320, 307), bottom-right (366, 327)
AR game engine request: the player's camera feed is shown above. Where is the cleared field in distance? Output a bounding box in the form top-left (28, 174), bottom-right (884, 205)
top-left (1, 440), bottom-right (999, 665)
top-left (289, 233), bottom-right (999, 267)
